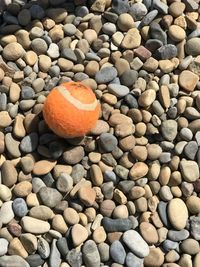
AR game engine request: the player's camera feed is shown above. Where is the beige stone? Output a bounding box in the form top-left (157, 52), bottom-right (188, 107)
top-left (179, 70), bottom-right (199, 92)
top-left (168, 198), bottom-right (188, 230)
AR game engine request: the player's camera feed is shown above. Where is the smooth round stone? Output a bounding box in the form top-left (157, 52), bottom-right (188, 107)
top-left (180, 239), bottom-right (200, 255)
top-left (0, 238), bottom-right (8, 256)
top-left (139, 222), bottom-right (159, 245)
top-left (38, 187), bottom-right (62, 208)
top-left (138, 89), bottom-right (156, 107)
top-left (120, 69), bottom-right (138, 87)
top-left (95, 67), bottom-right (117, 84)
top-left (56, 237), bottom-right (69, 258)
top-left (47, 43), bottom-right (60, 59)
top-left (98, 243), bottom-right (110, 262)
top-left (185, 38), bottom-right (200, 56)
top-left (3, 43), bottom-right (24, 61)
top-left (12, 198), bottom-right (28, 217)
top-left (33, 160), bottom-right (57, 176)
top-left (31, 38), bottom-right (48, 55)
top-left (123, 230), bottom-right (149, 257)
top-left (82, 240), bottom-right (100, 267)
top-left (168, 25), bottom-right (186, 42)
top-left (129, 3), bottom-right (147, 20)
top-left (26, 254), bottom-right (44, 267)
top-left (180, 128), bottom-right (193, 141)
top-left (126, 252), bottom-right (144, 267)
top-left (0, 184), bottom-right (11, 202)
top-left (0, 255), bottom-right (30, 267)
top-left (21, 216), bottom-right (50, 234)
top-left (63, 23), bottom-right (77, 36)
top-left (5, 133), bottom-right (21, 158)
top-left (156, 44), bottom-right (177, 59)
top-left (30, 4), bottom-right (45, 19)
top-left (108, 84), bottom-right (129, 98)
top-left (56, 172), bottom-right (73, 193)
top-left (180, 160), bottom-right (199, 182)
top-left (168, 229), bottom-right (189, 242)
top-left (0, 201), bottom-right (14, 224)
top-left (102, 22), bottom-right (116, 35)
top-left (110, 241), bottom-right (126, 264)
top-left (102, 217), bottom-right (132, 232)
top-left (99, 133), bottom-right (118, 152)
top-left (63, 146), bottom-right (85, 165)
top-left (71, 224), bottom-right (88, 247)
top-left (144, 247), bottom-right (164, 267)
top-left (63, 207), bottom-right (79, 225)
top-left (184, 141), bottom-right (198, 160)
top-left (168, 198), bottom-right (188, 230)
top-left (20, 133), bottom-right (38, 153)
top-left (71, 164), bottom-right (85, 184)
top-left (29, 205), bottom-right (53, 220)
top-left (1, 160), bottom-right (18, 187)
top-left (161, 120), bottom-right (178, 141)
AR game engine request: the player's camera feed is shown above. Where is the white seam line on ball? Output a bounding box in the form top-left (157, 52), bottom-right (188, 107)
top-left (57, 86), bottom-right (98, 111)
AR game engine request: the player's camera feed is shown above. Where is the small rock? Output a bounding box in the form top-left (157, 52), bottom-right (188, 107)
top-left (38, 187), bottom-right (63, 208)
top-left (82, 240), bottom-right (100, 267)
top-left (168, 198), bottom-right (188, 230)
top-left (21, 216), bottom-right (50, 234)
top-left (179, 70), bottom-right (199, 92)
top-left (95, 67), bottom-right (117, 84)
top-left (71, 224), bottom-right (88, 247)
top-left (110, 241), bottom-right (126, 264)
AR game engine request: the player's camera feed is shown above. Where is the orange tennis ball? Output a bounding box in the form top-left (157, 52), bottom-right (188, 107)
top-left (43, 82), bottom-right (100, 138)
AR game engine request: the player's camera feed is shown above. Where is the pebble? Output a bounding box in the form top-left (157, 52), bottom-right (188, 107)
top-left (168, 198), bottom-right (188, 230)
top-left (0, 255), bottom-right (30, 267)
top-left (82, 240), bottom-right (100, 267)
top-left (110, 241), bottom-right (126, 264)
top-left (95, 67), bottom-right (117, 84)
top-left (12, 198), bottom-right (28, 217)
top-left (71, 224), bottom-right (88, 247)
top-left (38, 187), bottom-right (62, 208)
top-left (108, 84), bottom-right (129, 98)
top-left (20, 133), bottom-right (38, 153)
top-left (102, 217), bottom-right (132, 232)
top-left (180, 160), bottom-right (199, 182)
top-left (123, 230), bottom-right (149, 257)
top-left (0, 238), bottom-right (8, 256)
top-left (21, 216), bottom-right (50, 234)
top-left (0, 201), bottom-right (14, 224)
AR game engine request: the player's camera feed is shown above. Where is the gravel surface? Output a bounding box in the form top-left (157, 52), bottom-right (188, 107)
top-left (0, 0), bottom-right (200, 267)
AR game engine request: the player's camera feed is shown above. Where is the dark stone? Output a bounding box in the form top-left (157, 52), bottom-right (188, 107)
top-left (112, 0), bottom-right (130, 15)
top-left (26, 254), bottom-right (44, 267)
top-left (66, 249), bottom-right (82, 267)
top-left (102, 217), bottom-right (132, 232)
top-left (155, 44), bottom-right (178, 59)
top-left (158, 201), bottom-right (171, 228)
top-left (150, 22), bottom-right (167, 45)
top-left (57, 238), bottom-right (69, 259)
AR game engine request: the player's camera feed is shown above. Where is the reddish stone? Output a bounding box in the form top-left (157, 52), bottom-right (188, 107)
top-left (134, 46), bottom-right (152, 61)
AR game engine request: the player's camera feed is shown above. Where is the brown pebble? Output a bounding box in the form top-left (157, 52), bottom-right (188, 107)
top-left (78, 186), bottom-right (96, 206)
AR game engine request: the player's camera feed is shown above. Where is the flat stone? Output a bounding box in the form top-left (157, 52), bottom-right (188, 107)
top-left (190, 217), bottom-right (200, 240)
top-left (123, 230), bottom-right (149, 257)
top-left (37, 237), bottom-right (50, 259)
top-left (102, 217), bottom-right (132, 232)
top-left (63, 146), bottom-right (85, 165)
top-left (144, 247), bottom-right (164, 267)
top-left (5, 133), bottom-right (21, 158)
top-left (99, 133), bottom-right (118, 152)
top-left (26, 254), bottom-right (44, 267)
top-left (126, 252), bottom-right (144, 267)
top-left (21, 216), bottom-right (50, 234)
top-left (66, 249), bottom-right (82, 267)
top-left (108, 84), bottom-right (129, 98)
top-left (168, 229), bottom-right (190, 241)
top-left (1, 160), bottom-right (17, 187)
top-left (168, 198), bottom-right (188, 230)
top-left (33, 160), bottom-right (57, 175)
top-left (185, 38), bottom-right (200, 56)
top-left (0, 255), bottom-right (30, 267)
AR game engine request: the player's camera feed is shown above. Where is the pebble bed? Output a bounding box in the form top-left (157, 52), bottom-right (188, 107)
top-left (0, 0), bottom-right (200, 267)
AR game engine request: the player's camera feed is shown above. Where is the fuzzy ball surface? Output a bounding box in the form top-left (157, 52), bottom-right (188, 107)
top-left (43, 82), bottom-right (100, 138)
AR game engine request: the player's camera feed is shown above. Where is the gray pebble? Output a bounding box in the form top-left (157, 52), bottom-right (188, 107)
top-left (31, 38), bottom-right (48, 55)
top-left (123, 230), bottom-right (149, 257)
top-left (126, 252), bottom-right (144, 267)
top-left (0, 93), bottom-right (7, 111)
top-left (129, 3), bottom-right (147, 21)
top-left (180, 128), bottom-right (193, 141)
top-left (26, 254), bottom-right (44, 267)
top-left (120, 69), bottom-right (138, 87)
top-left (153, 0), bottom-right (168, 14)
top-left (99, 133), bottom-right (118, 152)
top-left (102, 217), bottom-right (132, 232)
top-left (158, 201), bottom-right (171, 227)
top-left (75, 6), bottom-right (89, 17)
top-left (0, 255), bottom-right (30, 267)
top-left (150, 22), bottom-right (167, 45)
top-left (98, 243), bottom-right (110, 262)
top-left (61, 48), bottom-right (77, 62)
top-left (156, 44), bottom-right (177, 59)
top-left (30, 5), bottom-right (45, 20)
top-left (140, 10), bottom-right (158, 26)
top-left (190, 217), bottom-right (200, 240)
top-left (184, 141), bottom-right (198, 160)
top-left (20, 132), bottom-right (38, 153)
top-left (108, 84), bottom-right (129, 98)
top-left (38, 187), bottom-right (63, 208)
top-left (112, 0), bottom-right (130, 15)
top-left (161, 120), bottom-right (177, 141)
top-left (95, 67), bottom-right (118, 84)
top-left (12, 198), bottom-right (28, 217)
top-left (162, 239), bottom-right (179, 252)
top-left (49, 239), bottom-right (61, 267)
top-left (21, 86), bottom-right (35, 100)
top-left (82, 240), bottom-right (100, 267)
top-left (66, 249), bottom-right (82, 267)
top-left (110, 241), bottom-right (126, 265)
top-left (168, 229), bottom-right (190, 242)
top-left (37, 237), bottom-right (50, 259)
top-left (56, 237), bottom-right (69, 258)
top-left (63, 23), bottom-right (77, 36)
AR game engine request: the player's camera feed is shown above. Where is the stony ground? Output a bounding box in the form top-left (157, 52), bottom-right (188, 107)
top-left (0, 0), bottom-right (200, 266)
